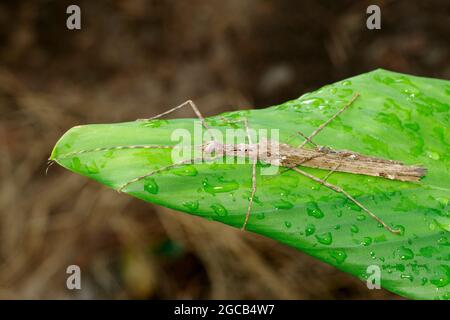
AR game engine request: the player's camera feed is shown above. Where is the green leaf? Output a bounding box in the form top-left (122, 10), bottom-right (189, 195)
top-left (51, 69), bottom-right (450, 299)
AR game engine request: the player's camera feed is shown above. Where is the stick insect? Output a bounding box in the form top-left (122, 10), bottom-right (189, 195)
top-left (52, 93), bottom-right (426, 234)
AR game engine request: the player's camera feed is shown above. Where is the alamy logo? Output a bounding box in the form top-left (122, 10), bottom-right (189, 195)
top-left (171, 121), bottom-right (280, 176)
top-left (66, 265), bottom-right (81, 290)
top-left (366, 265), bottom-right (381, 289)
top-left (66, 5), bottom-right (81, 30)
top-left (366, 5), bottom-right (381, 30)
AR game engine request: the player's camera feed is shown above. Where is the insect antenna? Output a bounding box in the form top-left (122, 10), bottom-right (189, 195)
top-left (45, 160), bottom-right (55, 175)
top-left (53, 145), bottom-right (174, 160)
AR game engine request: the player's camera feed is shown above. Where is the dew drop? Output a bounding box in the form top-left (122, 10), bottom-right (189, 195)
top-left (400, 274), bottom-right (414, 282)
top-left (394, 225), bottom-right (406, 236)
top-left (256, 212), bottom-right (265, 220)
top-left (356, 214), bottom-right (366, 221)
top-left (337, 88), bottom-right (353, 98)
top-left (301, 97), bottom-right (324, 107)
top-left (211, 203), bottom-right (228, 217)
top-left (315, 232), bottom-right (333, 245)
top-left (361, 237), bottom-right (373, 246)
top-left (395, 246), bottom-right (414, 260)
top-left (172, 165), bottom-right (198, 176)
top-left (85, 160), bottom-right (100, 174)
top-left (436, 197), bottom-right (449, 209)
top-left (306, 202), bottom-right (324, 219)
top-left (373, 74), bottom-right (395, 85)
top-left (71, 157), bottom-right (82, 170)
top-left (144, 178), bottom-right (159, 194)
top-left (329, 249), bottom-right (347, 264)
top-left (342, 80), bottom-right (352, 86)
top-left (203, 177), bottom-right (239, 194)
top-left (430, 265), bottom-right (450, 288)
top-left (274, 199), bottom-right (294, 210)
top-left (242, 191), bottom-right (262, 204)
top-left (374, 235), bottom-right (387, 243)
top-left (305, 224), bottom-right (316, 236)
top-left (428, 220), bottom-right (437, 231)
top-left (284, 221), bottom-right (292, 228)
top-left (419, 246), bottom-right (436, 258)
top-left (425, 150), bottom-right (440, 160)
top-left (437, 236), bottom-right (449, 246)
top-left (182, 200), bottom-right (199, 212)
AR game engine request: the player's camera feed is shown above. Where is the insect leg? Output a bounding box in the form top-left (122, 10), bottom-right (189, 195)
top-left (241, 118), bottom-right (258, 230)
top-left (117, 154), bottom-right (224, 192)
top-left (291, 166), bottom-right (400, 234)
top-left (321, 158), bottom-right (343, 182)
top-left (138, 100), bottom-right (210, 130)
top-left (242, 158), bottom-right (257, 230)
top-left (286, 130), bottom-right (318, 147)
top-left (298, 93), bottom-right (360, 148)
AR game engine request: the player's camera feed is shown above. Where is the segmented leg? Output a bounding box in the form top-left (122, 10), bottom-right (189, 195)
top-left (321, 159), bottom-right (343, 182)
top-left (117, 154), bottom-right (225, 192)
top-left (287, 130), bottom-right (317, 147)
top-left (298, 93), bottom-right (360, 148)
top-left (138, 100), bottom-right (210, 130)
top-left (217, 116), bottom-right (259, 230)
top-left (241, 118), bottom-right (258, 230)
top-left (291, 166), bottom-right (400, 234)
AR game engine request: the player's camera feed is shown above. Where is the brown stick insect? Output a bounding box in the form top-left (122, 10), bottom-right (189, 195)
top-left (53, 93), bottom-right (426, 234)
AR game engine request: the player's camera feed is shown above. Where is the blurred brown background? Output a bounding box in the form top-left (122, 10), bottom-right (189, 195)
top-left (0, 0), bottom-right (448, 299)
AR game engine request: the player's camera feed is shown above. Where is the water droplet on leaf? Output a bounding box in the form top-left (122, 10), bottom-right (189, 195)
top-left (172, 165), bottom-right (198, 176)
top-left (182, 200), bottom-right (199, 212)
top-left (329, 249), bottom-right (347, 264)
top-left (144, 178), bottom-right (159, 194)
top-left (274, 199), bottom-right (294, 210)
top-left (361, 237), bottom-right (373, 246)
top-left (203, 177), bottom-right (239, 194)
top-left (305, 224), bottom-right (316, 236)
top-left (211, 203), bottom-right (228, 217)
top-left (395, 246), bottom-right (414, 260)
top-left (315, 232), bottom-right (333, 245)
top-left (306, 202), bottom-right (324, 219)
